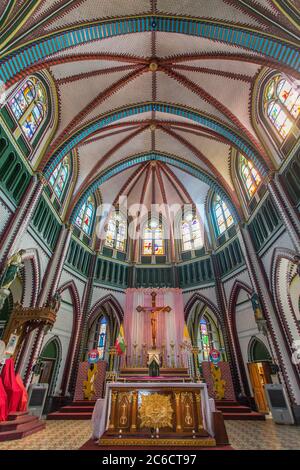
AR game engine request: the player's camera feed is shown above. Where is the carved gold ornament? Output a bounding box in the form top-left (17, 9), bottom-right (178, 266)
top-left (139, 393), bottom-right (173, 429)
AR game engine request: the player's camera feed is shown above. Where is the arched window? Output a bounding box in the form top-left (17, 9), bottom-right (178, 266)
top-left (75, 196), bottom-right (95, 235)
top-left (49, 155), bottom-right (70, 200)
top-left (212, 194), bottom-right (234, 236)
top-left (198, 315), bottom-right (224, 361)
top-left (181, 212), bottom-right (203, 252)
top-left (265, 75), bottom-right (300, 140)
top-left (86, 315), bottom-right (108, 360)
top-left (97, 317), bottom-right (108, 360)
top-left (143, 219), bottom-right (164, 255)
top-left (9, 77), bottom-right (47, 141)
top-left (238, 154), bottom-right (261, 199)
top-left (105, 212), bottom-right (127, 252)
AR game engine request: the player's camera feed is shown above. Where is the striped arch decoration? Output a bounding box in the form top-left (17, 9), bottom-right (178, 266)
top-left (69, 152), bottom-right (241, 224)
top-left (43, 102), bottom-right (268, 175)
top-left (0, 15), bottom-right (299, 86)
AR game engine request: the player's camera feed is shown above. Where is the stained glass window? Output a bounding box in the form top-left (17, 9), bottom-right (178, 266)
top-left (49, 155), bottom-right (70, 200)
top-left (9, 77), bottom-right (47, 142)
top-left (75, 196), bottom-right (95, 235)
top-left (198, 315), bottom-right (224, 362)
top-left (213, 194), bottom-right (234, 235)
top-left (143, 219), bottom-right (164, 255)
top-left (97, 317), bottom-right (107, 360)
top-left (181, 213), bottom-right (203, 252)
top-left (199, 318), bottom-right (210, 361)
top-left (239, 155), bottom-right (261, 199)
top-left (265, 75), bottom-right (299, 139)
top-left (105, 212), bottom-right (127, 252)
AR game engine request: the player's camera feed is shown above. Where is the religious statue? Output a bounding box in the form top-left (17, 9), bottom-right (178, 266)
top-left (83, 363), bottom-right (98, 400)
top-left (137, 291), bottom-right (171, 349)
top-left (251, 292), bottom-right (268, 334)
top-left (48, 292), bottom-right (62, 313)
top-left (0, 250), bottom-right (26, 310)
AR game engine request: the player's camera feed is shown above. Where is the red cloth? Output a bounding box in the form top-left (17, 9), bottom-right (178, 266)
top-left (15, 374), bottom-right (28, 412)
top-left (1, 358), bottom-right (22, 413)
top-left (0, 376), bottom-right (8, 421)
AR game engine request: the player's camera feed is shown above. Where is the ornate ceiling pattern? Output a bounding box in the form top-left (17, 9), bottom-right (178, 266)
top-left (0, 0), bottom-right (299, 223)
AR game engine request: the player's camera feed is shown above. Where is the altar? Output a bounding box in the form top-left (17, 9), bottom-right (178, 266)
top-left (93, 382), bottom-right (217, 447)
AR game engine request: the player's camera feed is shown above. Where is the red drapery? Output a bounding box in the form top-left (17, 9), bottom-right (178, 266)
top-left (1, 358), bottom-right (23, 413)
top-left (0, 376), bottom-right (8, 421)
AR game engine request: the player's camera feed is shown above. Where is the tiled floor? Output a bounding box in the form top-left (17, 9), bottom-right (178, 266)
top-left (225, 419), bottom-right (300, 450)
top-left (0, 420), bottom-right (92, 450)
top-left (0, 419), bottom-right (299, 450)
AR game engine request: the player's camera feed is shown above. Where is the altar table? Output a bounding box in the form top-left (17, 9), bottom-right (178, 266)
top-left (92, 382), bottom-right (214, 440)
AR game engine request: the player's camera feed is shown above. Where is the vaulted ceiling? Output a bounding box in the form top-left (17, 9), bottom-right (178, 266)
top-left (1, 0), bottom-right (299, 221)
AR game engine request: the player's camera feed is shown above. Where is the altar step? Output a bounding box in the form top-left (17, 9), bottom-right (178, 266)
top-left (47, 400), bottom-right (96, 420)
top-left (216, 400), bottom-right (265, 420)
top-left (0, 411), bottom-right (45, 442)
top-left (119, 367), bottom-right (191, 382)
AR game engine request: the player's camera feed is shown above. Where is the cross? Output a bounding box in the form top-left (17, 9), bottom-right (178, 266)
top-left (136, 292), bottom-right (171, 349)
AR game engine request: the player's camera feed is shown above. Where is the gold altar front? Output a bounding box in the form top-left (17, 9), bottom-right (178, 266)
top-left (99, 385), bottom-right (216, 447)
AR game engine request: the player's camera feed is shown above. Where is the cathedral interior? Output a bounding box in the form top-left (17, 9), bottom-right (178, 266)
top-left (0, 0), bottom-right (300, 453)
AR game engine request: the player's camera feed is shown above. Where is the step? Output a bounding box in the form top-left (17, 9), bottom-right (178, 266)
top-left (8, 411), bottom-right (28, 421)
top-left (215, 401), bottom-right (239, 406)
top-left (217, 405), bottom-right (252, 413)
top-left (222, 412), bottom-right (265, 421)
top-left (47, 412), bottom-right (92, 420)
top-left (71, 401), bottom-right (96, 406)
top-left (0, 421), bottom-right (45, 442)
top-left (60, 406), bottom-right (95, 413)
top-left (0, 415), bottom-right (38, 431)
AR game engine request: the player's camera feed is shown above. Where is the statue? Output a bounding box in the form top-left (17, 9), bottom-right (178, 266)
top-left (251, 292), bottom-right (268, 334)
top-left (48, 292), bottom-right (61, 313)
top-left (0, 250), bottom-right (25, 310)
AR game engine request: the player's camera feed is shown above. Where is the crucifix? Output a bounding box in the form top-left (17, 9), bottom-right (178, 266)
top-left (136, 292), bottom-right (171, 349)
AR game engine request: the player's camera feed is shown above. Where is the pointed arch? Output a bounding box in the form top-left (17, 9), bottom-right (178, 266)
top-left (88, 293), bottom-right (124, 326)
top-left (184, 292), bottom-right (222, 324)
top-left (56, 280), bottom-right (81, 395)
top-left (39, 335), bottom-right (62, 396)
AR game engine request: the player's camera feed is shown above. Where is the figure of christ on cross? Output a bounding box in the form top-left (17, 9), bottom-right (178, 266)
top-left (136, 292), bottom-right (171, 349)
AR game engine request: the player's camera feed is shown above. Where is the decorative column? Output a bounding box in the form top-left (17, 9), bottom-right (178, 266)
top-left (267, 173), bottom-right (300, 252)
top-left (0, 174), bottom-right (45, 266)
top-left (237, 224), bottom-right (300, 409)
top-left (174, 392), bottom-right (182, 432)
top-left (130, 391), bottom-right (138, 432)
top-left (195, 392), bottom-right (204, 433)
top-left (211, 253), bottom-right (249, 396)
top-left (108, 391), bottom-right (118, 430)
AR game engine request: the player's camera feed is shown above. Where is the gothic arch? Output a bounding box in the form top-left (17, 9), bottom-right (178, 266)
top-left (88, 293), bottom-right (123, 327)
top-left (271, 248), bottom-right (300, 353)
top-left (56, 280), bottom-right (81, 395)
top-left (228, 279), bottom-right (254, 396)
top-left (39, 335), bottom-right (62, 396)
top-left (184, 292), bottom-right (222, 325)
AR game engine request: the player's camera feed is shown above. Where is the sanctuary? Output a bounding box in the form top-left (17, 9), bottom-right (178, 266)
top-left (0, 0), bottom-right (299, 452)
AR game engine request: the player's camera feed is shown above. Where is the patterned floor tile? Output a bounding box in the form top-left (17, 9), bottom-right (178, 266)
top-left (0, 419), bottom-right (299, 450)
